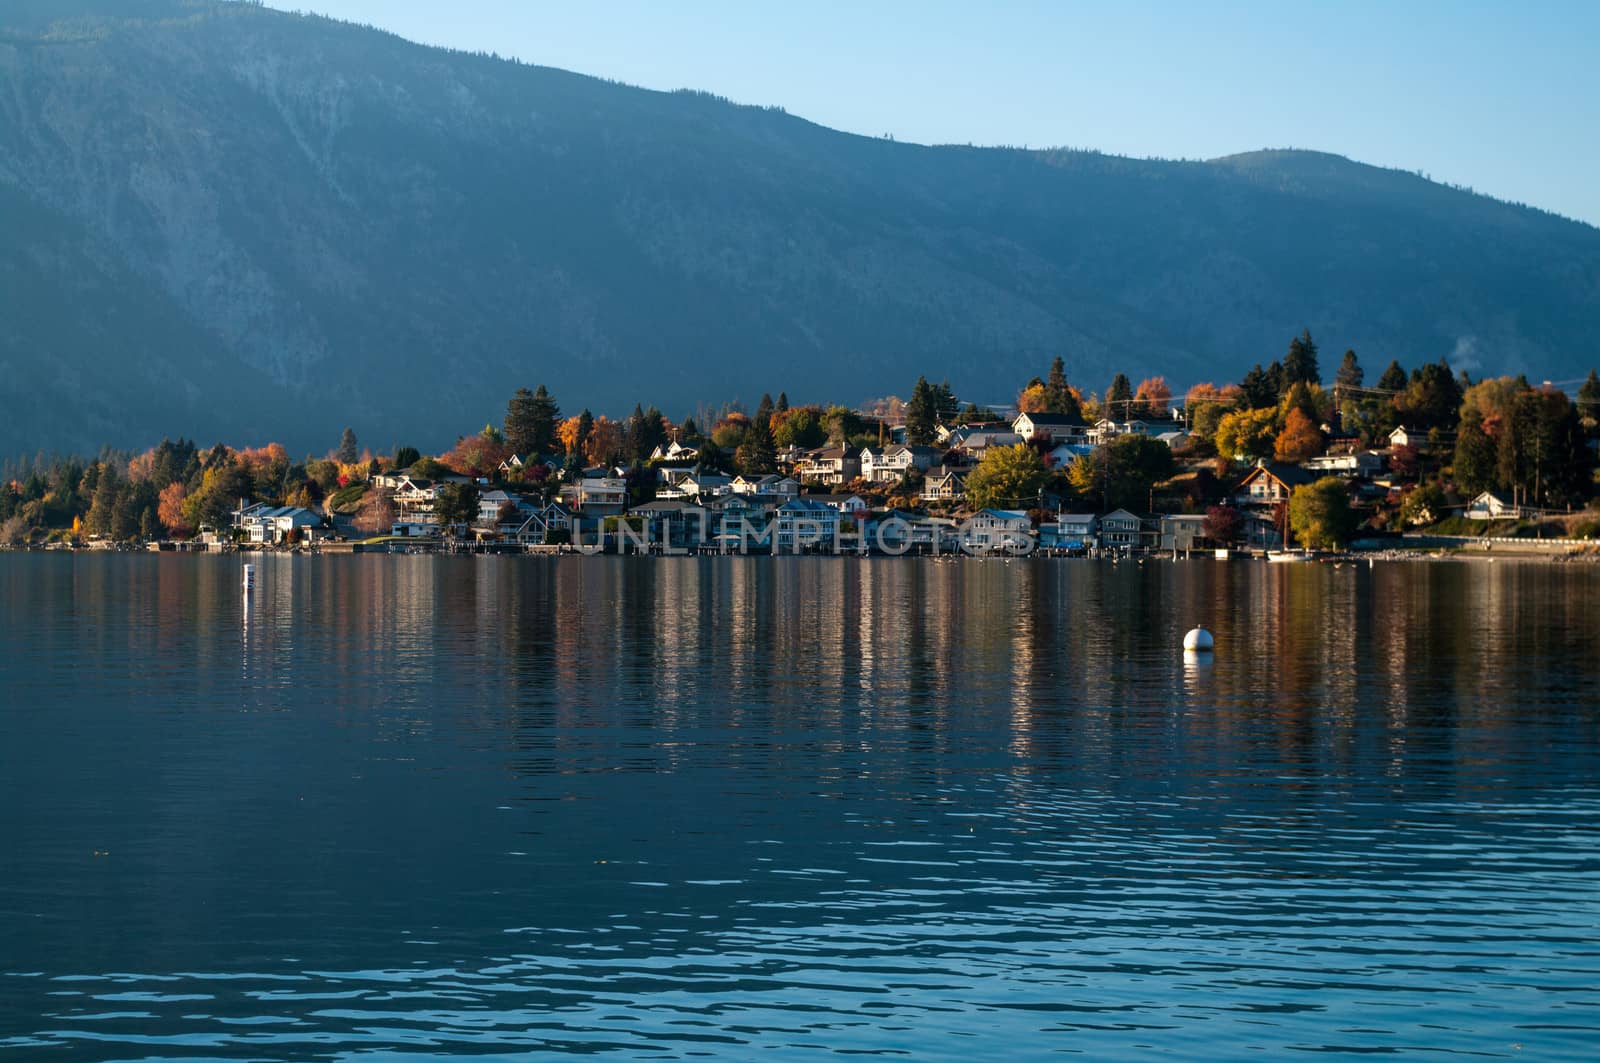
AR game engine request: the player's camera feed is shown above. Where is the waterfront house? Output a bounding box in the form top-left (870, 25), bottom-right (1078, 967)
top-left (1159, 514), bottom-right (1209, 552)
top-left (1099, 509), bottom-right (1143, 550)
top-left (962, 509), bottom-right (1033, 552)
top-left (237, 505), bottom-right (324, 545)
top-left (774, 497), bottom-right (841, 552)
top-left (1055, 513), bottom-right (1100, 547)
top-left (807, 494), bottom-right (869, 521)
top-left (631, 500), bottom-right (711, 549)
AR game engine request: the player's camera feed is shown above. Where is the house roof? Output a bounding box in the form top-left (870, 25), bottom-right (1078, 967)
top-left (1014, 413), bottom-right (1088, 427)
top-left (1239, 461), bottom-right (1316, 490)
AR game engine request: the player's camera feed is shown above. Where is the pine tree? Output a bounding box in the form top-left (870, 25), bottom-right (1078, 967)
top-left (1377, 360), bottom-right (1408, 393)
top-left (1044, 358), bottom-right (1083, 420)
top-left (574, 410), bottom-right (594, 461)
top-left (935, 380), bottom-right (959, 423)
top-left (529, 385), bottom-right (560, 455)
top-left (736, 415), bottom-right (776, 474)
top-left (775, 392), bottom-right (789, 414)
top-left (1240, 364), bottom-right (1276, 409)
top-left (904, 376), bottom-right (937, 445)
top-left (1335, 349), bottom-right (1363, 389)
top-left (1283, 329), bottom-right (1320, 387)
top-left (338, 427), bottom-right (358, 463)
top-left (755, 393), bottom-right (775, 428)
top-left (1105, 374), bottom-right (1133, 418)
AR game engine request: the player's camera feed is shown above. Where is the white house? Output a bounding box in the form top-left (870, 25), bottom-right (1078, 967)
top-left (860, 444), bottom-right (943, 483)
top-left (793, 446), bottom-right (860, 485)
top-left (238, 505), bottom-right (324, 544)
top-left (1389, 425), bottom-right (1420, 450)
top-left (1304, 451), bottom-right (1385, 477)
top-left (1464, 491), bottom-right (1526, 521)
top-left (559, 477), bottom-right (628, 512)
top-left (1012, 413), bottom-right (1088, 444)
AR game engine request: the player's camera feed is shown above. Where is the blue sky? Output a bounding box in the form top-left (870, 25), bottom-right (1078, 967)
top-left (265, 0), bottom-right (1600, 226)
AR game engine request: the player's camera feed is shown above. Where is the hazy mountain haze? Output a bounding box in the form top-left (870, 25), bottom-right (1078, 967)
top-left (2, 0), bottom-right (1597, 455)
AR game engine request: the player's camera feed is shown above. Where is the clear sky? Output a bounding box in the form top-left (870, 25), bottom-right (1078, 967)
top-left (264, 0), bottom-right (1600, 227)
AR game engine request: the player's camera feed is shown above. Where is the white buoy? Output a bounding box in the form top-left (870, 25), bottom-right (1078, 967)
top-left (1183, 626), bottom-right (1214, 652)
top-left (242, 563), bottom-right (256, 593)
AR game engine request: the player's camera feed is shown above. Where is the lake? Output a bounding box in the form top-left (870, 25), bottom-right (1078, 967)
top-left (2, 553), bottom-right (1597, 1060)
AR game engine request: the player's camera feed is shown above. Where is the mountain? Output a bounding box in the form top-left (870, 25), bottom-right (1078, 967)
top-left (2, 0), bottom-right (1597, 455)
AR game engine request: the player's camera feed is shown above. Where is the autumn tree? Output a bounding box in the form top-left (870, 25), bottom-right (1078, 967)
top-left (965, 444), bottom-right (1049, 511)
top-left (1133, 376), bottom-right (1172, 420)
top-left (1214, 407), bottom-right (1280, 462)
top-left (1272, 408), bottom-right (1324, 462)
top-left (1288, 478), bottom-right (1356, 549)
top-left (773, 406), bottom-right (827, 448)
top-left (158, 482), bottom-right (192, 537)
top-left (1203, 504), bottom-right (1243, 546)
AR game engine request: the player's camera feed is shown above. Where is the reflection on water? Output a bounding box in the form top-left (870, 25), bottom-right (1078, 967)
top-left (1, 554), bottom-right (1597, 1059)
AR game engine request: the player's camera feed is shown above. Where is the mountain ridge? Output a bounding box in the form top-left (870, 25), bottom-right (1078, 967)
top-left (1, 0), bottom-right (1596, 455)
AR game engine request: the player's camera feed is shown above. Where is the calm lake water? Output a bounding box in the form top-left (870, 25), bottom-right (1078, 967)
top-left (2, 554), bottom-right (1597, 1060)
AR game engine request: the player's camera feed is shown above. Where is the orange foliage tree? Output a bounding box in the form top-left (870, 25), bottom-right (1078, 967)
top-left (158, 482), bottom-right (192, 537)
top-left (1274, 408), bottom-right (1325, 462)
top-left (1134, 377), bottom-right (1172, 420)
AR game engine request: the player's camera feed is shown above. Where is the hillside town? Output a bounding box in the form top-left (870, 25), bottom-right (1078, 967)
top-left (5, 339), bottom-right (1600, 557)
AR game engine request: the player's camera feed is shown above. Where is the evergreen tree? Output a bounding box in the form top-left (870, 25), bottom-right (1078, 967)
top-left (337, 427), bottom-right (359, 463)
top-left (1335, 349), bottom-right (1363, 389)
top-left (393, 446), bottom-right (421, 470)
top-left (574, 409), bottom-right (594, 460)
top-left (637, 405), bottom-right (668, 459)
top-left (1282, 330), bottom-right (1320, 387)
top-left (86, 464), bottom-right (122, 537)
top-left (1044, 358), bottom-right (1083, 420)
top-left (935, 379), bottom-right (959, 423)
top-left (1453, 408), bottom-right (1498, 494)
top-left (755, 393), bottom-right (775, 428)
top-left (1377, 360), bottom-right (1408, 392)
top-left (504, 387), bottom-right (537, 455)
top-left (1579, 370), bottom-right (1600, 436)
top-left (528, 385), bottom-right (560, 451)
top-left (679, 416), bottom-right (701, 443)
top-left (1105, 374), bottom-right (1133, 418)
top-left (1239, 364), bottom-right (1276, 409)
top-left (775, 392), bottom-right (789, 414)
top-left (904, 376), bottom-right (937, 445)
top-left (736, 414), bottom-right (777, 474)
top-left (1265, 361), bottom-right (1286, 399)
